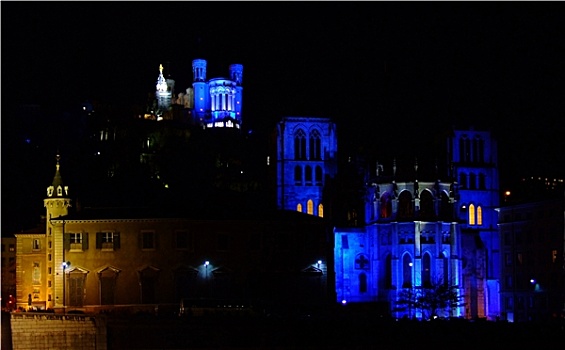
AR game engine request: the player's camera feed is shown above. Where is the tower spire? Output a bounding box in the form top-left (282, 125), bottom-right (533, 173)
top-left (48, 153), bottom-right (67, 198)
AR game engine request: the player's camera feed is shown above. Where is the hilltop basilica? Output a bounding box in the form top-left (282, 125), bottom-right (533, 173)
top-left (11, 58), bottom-right (503, 321)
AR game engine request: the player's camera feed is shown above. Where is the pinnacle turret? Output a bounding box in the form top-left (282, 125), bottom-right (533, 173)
top-left (47, 154), bottom-right (68, 198)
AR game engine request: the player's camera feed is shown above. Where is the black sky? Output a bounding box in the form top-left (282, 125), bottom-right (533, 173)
top-left (2, 2), bottom-right (565, 231)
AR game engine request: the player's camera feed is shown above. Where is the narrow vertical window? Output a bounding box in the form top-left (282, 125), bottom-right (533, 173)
top-left (309, 129), bottom-right (321, 160)
top-left (315, 165), bottom-right (323, 186)
top-left (294, 166), bottom-right (303, 185)
top-left (469, 204), bottom-right (476, 225)
top-left (297, 203), bottom-right (303, 212)
top-left (294, 129), bottom-right (306, 160)
top-left (305, 166), bottom-right (312, 185)
top-left (318, 203), bottom-right (324, 218)
top-left (307, 199), bottom-right (314, 215)
top-left (477, 206), bottom-right (482, 225)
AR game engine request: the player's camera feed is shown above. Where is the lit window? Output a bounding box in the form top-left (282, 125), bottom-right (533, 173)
top-left (307, 200), bottom-right (314, 215)
top-left (318, 204), bottom-right (324, 218)
top-left (477, 206), bottom-right (482, 225)
top-left (469, 204), bottom-right (475, 225)
top-left (65, 232), bottom-right (88, 251)
top-left (297, 203), bottom-right (303, 212)
top-left (96, 232), bottom-right (120, 250)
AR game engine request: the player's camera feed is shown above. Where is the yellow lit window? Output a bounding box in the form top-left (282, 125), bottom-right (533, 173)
top-left (297, 203), bottom-right (303, 212)
top-left (318, 204), bottom-right (324, 218)
top-left (307, 200), bottom-right (314, 215)
top-left (477, 206), bottom-right (482, 225)
top-left (469, 204), bottom-right (475, 225)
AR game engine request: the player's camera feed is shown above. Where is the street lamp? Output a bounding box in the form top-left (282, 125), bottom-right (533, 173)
top-left (204, 261), bottom-right (210, 297)
top-left (62, 261), bottom-right (71, 310)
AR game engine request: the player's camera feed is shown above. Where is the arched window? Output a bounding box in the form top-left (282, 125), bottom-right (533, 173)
top-left (397, 191), bottom-right (413, 219)
top-left (419, 190), bottom-right (434, 220)
top-left (307, 199), bottom-right (314, 215)
top-left (473, 136), bottom-right (484, 163)
top-left (469, 173), bottom-right (476, 189)
top-left (477, 205), bottom-right (482, 225)
top-left (294, 129), bottom-right (306, 160)
top-left (422, 253), bottom-right (431, 288)
top-left (315, 165), bottom-right (323, 186)
top-left (294, 166), bottom-right (302, 185)
top-left (403, 254), bottom-right (413, 288)
top-left (478, 173), bottom-right (486, 190)
top-left (468, 204), bottom-right (475, 225)
top-left (318, 203), bottom-right (324, 218)
top-left (309, 129), bottom-right (322, 160)
top-left (440, 252), bottom-right (448, 286)
top-left (439, 191), bottom-right (452, 221)
top-left (297, 203), bottom-right (303, 212)
top-left (305, 165), bottom-right (312, 185)
top-left (380, 192), bottom-right (392, 218)
top-left (459, 173), bottom-right (467, 189)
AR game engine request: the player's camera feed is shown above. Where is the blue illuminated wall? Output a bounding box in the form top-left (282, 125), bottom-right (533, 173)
top-left (448, 129), bottom-right (501, 320)
top-left (276, 117), bottom-right (501, 320)
top-left (275, 116), bottom-right (338, 216)
top-left (155, 59), bottom-right (243, 129)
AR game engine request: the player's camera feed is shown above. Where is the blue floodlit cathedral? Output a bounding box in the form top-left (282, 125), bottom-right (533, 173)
top-left (11, 58), bottom-right (508, 322)
top-left (276, 113), bottom-right (502, 319)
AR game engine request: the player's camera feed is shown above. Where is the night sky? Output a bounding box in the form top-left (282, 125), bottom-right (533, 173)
top-left (2, 2), bottom-right (565, 232)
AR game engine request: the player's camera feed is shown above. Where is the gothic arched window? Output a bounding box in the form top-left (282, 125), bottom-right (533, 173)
top-left (397, 191), bottom-right (413, 219)
top-left (469, 173), bottom-right (477, 189)
top-left (477, 205), bottom-right (483, 225)
top-left (380, 192), bottom-right (392, 218)
top-left (315, 165), bottom-right (323, 186)
top-left (294, 129), bottom-right (306, 160)
top-left (419, 190), bottom-right (434, 220)
top-left (478, 173), bottom-right (486, 190)
top-left (297, 203), bottom-right (303, 212)
top-left (439, 191), bottom-right (452, 221)
top-left (309, 129), bottom-right (322, 160)
top-left (318, 203), bottom-right (324, 218)
top-left (460, 173), bottom-right (468, 189)
top-left (469, 204), bottom-right (476, 225)
top-left (307, 199), bottom-right (314, 215)
top-left (305, 165), bottom-right (312, 185)
top-left (294, 166), bottom-right (302, 185)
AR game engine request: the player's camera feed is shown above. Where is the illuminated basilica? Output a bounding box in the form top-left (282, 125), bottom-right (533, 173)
top-left (150, 59), bottom-right (243, 129)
